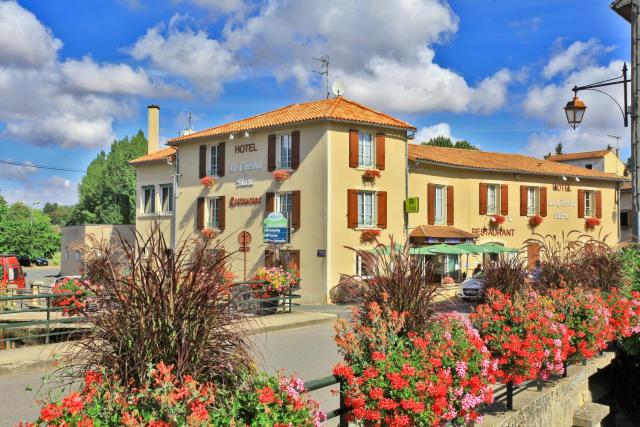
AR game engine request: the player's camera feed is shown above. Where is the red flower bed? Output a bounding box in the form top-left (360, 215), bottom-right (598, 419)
top-left (360, 229), bottom-right (381, 243)
top-left (23, 362), bottom-right (325, 427)
top-left (551, 287), bottom-right (610, 363)
top-left (362, 169), bottom-right (382, 180)
top-left (603, 287), bottom-right (640, 341)
top-left (51, 278), bottom-right (92, 316)
top-left (528, 214), bottom-right (543, 229)
top-left (471, 289), bottom-right (572, 384)
top-left (585, 217), bottom-right (601, 230)
top-left (334, 303), bottom-right (497, 426)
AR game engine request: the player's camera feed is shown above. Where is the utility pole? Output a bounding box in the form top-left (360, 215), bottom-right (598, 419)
top-left (611, 0), bottom-right (640, 242)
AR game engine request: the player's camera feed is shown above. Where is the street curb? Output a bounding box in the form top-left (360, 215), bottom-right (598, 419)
top-left (0, 312), bottom-right (338, 377)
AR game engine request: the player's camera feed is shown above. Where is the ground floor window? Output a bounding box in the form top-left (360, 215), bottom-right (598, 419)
top-left (584, 190), bottom-right (595, 217)
top-left (159, 184), bottom-right (173, 213)
top-left (621, 210), bottom-right (630, 228)
top-left (142, 186), bottom-right (155, 214)
top-left (208, 198), bottom-right (221, 229)
top-left (358, 191), bottom-right (375, 227)
top-left (355, 254), bottom-right (371, 278)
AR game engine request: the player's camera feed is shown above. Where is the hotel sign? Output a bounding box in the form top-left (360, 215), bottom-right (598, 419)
top-left (229, 160), bottom-right (262, 173)
top-left (234, 143), bottom-right (257, 154)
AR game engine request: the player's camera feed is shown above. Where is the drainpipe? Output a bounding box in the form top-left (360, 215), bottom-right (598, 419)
top-left (172, 154), bottom-right (179, 251)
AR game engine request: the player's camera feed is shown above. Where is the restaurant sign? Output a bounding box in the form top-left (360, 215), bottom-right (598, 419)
top-left (471, 227), bottom-right (515, 237)
top-left (229, 196), bottom-right (261, 207)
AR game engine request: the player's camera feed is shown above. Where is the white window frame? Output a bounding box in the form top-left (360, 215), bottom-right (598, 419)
top-left (487, 184), bottom-right (500, 215)
top-left (278, 134), bottom-right (292, 169)
top-left (584, 190), bottom-right (595, 217)
top-left (358, 132), bottom-right (374, 168)
top-left (142, 185), bottom-right (156, 214)
top-left (356, 254), bottom-right (371, 278)
top-left (527, 187), bottom-right (539, 216)
top-left (275, 192), bottom-right (293, 221)
top-left (434, 185), bottom-right (447, 225)
top-left (159, 184), bottom-right (173, 213)
top-left (208, 197), bottom-right (221, 229)
top-left (357, 191), bottom-right (376, 227)
top-left (209, 145), bottom-right (219, 177)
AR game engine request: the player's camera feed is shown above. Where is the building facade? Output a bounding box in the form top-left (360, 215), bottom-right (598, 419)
top-left (131, 98), bottom-right (626, 304)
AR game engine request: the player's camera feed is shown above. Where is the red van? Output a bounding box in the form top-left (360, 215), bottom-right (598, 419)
top-left (0, 255), bottom-right (26, 289)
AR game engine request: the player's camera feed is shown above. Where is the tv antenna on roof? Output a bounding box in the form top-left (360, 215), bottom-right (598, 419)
top-left (313, 55), bottom-right (330, 99)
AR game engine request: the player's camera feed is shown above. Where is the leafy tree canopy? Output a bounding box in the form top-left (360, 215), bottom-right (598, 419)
top-left (0, 197), bottom-right (60, 258)
top-left (43, 202), bottom-right (73, 226)
top-left (68, 131), bottom-right (147, 225)
top-left (555, 143), bottom-right (563, 155)
top-left (421, 136), bottom-right (478, 150)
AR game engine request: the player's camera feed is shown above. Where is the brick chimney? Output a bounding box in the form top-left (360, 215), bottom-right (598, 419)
top-left (147, 105), bottom-right (160, 154)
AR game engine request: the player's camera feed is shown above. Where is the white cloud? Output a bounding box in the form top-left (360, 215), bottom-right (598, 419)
top-left (0, 1), bottom-right (62, 67)
top-left (61, 57), bottom-right (155, 96)
top-left (543, 38), bottom-right (614, 80)
top-left (414, 123), bottom-right (456, 144)
top-left (0, 160), bottom-right (37, 181)
top-left (189, 0), bottom-right (247, 13)
top-left (129, 17), bottom-right (239, 95)
top-left (221, 0), bottom-right (512, 114)
top-left (526, 128), bottom-right (625, 158)
top-left (2, 175), bottom-right (79, 206)
top-left (508, 17), bottom-right (542, 35)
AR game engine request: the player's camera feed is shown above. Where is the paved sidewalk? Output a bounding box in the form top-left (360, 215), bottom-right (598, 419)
top-left (0, 311), bottom-right (337, 376)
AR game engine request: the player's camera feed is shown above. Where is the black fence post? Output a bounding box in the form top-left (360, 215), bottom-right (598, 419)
top-left (339, 378), bottom-right (348, 427)
top-left (45, 296), bottom-right (51, 345)
top-left (506, 381), bottom-right (513, 410)
top-left (562, 362), bottom-right (568, 378)
top-left (536, 376), bottom-right (543, 392)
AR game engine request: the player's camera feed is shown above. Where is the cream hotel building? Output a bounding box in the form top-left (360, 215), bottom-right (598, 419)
top-left (131, 97), bottom-right (627, 304)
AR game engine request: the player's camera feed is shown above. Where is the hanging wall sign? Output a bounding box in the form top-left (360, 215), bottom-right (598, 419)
top-left (234, 143), bottom-right (257, 154)
top-left (263, 212), bottom-right (289, 243)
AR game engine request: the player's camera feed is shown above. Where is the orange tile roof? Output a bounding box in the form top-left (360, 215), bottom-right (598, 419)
top-left (168, 96), bottom-right (415, 144)
top-left (546, 149), bottom-right (612, 162)
top-left (408, 145), bottom-right (626, 181)
top-left (129, 147), bottom-right (176, 165)
top-left (410, 225), bottom-right (478, 240)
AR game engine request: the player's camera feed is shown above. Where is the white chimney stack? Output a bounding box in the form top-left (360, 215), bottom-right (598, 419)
top-left (147, 105), bottom-right (160, 154)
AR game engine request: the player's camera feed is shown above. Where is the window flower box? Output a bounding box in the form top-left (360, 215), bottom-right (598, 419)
top-left (528, 214), bottom-right (543, 229)
top-left (360, 228), bottom-right (381, 243)
top-left (362, 168), bottom-right (381, 181)
top-left (200, 176), bottom-right (215, 187)
top-left (200, 228), bottom-right (217, 239)
top-left (585, 217), bottom-right (601, 230)
top-left (490, 214), bottom-right (506, 227)
top-left (272, 169), bottom-right (290, 182)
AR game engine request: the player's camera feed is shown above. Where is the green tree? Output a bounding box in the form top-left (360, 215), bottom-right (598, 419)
top-left (554, 143), bottom-right (563, 155)
top-left (69, 131), bottom-right (147, 225)
top-left (0, 199), bottom-right (60, 257)
top-left (421, 136), bottom-right (478, 150)
top-left (43, 202), bottom-right (73, 226)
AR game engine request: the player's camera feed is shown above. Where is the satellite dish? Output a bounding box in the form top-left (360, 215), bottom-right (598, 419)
top-left (331, 80), bottom-right (346, 97)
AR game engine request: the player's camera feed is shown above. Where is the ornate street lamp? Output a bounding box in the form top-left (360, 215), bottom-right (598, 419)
top-left (564, 63), bottom-right (630, 129)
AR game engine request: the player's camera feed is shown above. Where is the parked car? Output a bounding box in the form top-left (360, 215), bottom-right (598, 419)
top-left (33, 257), bottom-right (49, 266)
top-left (458, 272), bottom-right (486, 300)
top-left (17, 255), bottom-right (31, 267)
top-left (0, 255), bottom-right (27, 289)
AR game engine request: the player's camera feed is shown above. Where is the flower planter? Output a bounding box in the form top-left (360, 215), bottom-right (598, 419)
top-left (361, 169), bottom-right (381, 182)
top-left (585, 217), bottom-right (601, 230)
top-left (259, 298), bottom-right (280, 316)
top-left (200, 228), bottom-right (217, 239)
top-left (528, 214), bottom-right (543, 229)
top-left (200, 176), bottom-right (215, 187)
top-left (490, 214), bottom-right (506, 227)
top-left (360, 228), bottom-right (381, 243)
top-left (272, 169), bottom-right (290, 182)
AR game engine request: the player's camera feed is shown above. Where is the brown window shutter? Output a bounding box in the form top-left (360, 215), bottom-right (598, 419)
top-left (291, 131), bottom-right (300, 169)
top-left (595, 191), bottom-right (602, 219)
top-left (196, 197), bottom-right (205, 230)
top-left (446, 185), bottom-right (454, 226)
top-left (500, 184), bottom-right (509, 215)
top-left (349, 129), bottom-right (359, 168)
top-left (520, 186), bottom-right (528, 216)
top-left (577, 189), bottom-right (585, 218)
top-left (375, 133), bottom-right (385, 170)
top-left (377, 191), bottom-right (387, 229)
top-left (427, 183), bottom-right (436, 225)
top-left (267, 134), bottom-right (276, 171)
top-left (217, 196), bottom-right (225, 231)
top-left (479, 183), bottom-right (488, 215)
top-left (291, 190), bottom-right (301, 229)
top-left (199, 145), bottom-right (207, 178)
top-left (217, 142), bottom-right (225, 177)
top-left (347, 189), bottom-right (358, 228)
top-left (266, 192), bottom-right (275, 213)
top-left (539, 187), bottom-right (547, 217)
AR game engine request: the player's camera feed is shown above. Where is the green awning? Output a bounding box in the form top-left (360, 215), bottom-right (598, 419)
top-left (418, 243), bottom-right (470, 255)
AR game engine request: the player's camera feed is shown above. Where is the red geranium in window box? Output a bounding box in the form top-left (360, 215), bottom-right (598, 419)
top-left (528, 214), bottom-right (543, 229)
top-left (362, 169), bottom-right (381, 181)
top-left (272, 169), bottom-right (290, 182)
top-left (490, 214), bottom-right (506, 227)
top-left (200, 176), bottom-right (215, 187)
top-left (200, 228), bottom-right (217, 239)
top-left (360, 229), bottom-right (381, 243)
top-left (585, 217), bottom-right (601, 230)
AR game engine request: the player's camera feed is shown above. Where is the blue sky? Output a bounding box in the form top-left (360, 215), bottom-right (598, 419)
top-left (0, 0), bottom-right (632, 205)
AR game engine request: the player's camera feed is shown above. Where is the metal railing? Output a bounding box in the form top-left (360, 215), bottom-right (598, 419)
top-left (230, 280), bottom-right (301, 316)
top-left (305, 375), bottom-right (349, 426)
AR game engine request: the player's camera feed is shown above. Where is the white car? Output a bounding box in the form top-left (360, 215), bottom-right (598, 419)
top-left (458, 273), bottom-right (486, 300)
